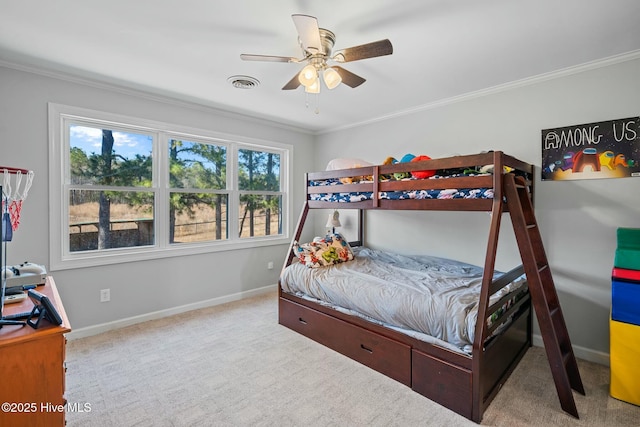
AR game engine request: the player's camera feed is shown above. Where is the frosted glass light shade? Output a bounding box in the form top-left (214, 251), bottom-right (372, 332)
top-left (323, 67), bottom-right (342, 89)
top-left (305, 78), bottom-right (320, 93)
top-left (298, 64), bottom-right (318, 87)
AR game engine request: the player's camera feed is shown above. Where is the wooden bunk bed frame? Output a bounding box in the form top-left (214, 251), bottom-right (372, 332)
top-left (278, 151), bottom-right (584, 422)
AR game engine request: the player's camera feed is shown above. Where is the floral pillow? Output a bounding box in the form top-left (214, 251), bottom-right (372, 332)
top-left (292, 232), bottom-right (355, 268)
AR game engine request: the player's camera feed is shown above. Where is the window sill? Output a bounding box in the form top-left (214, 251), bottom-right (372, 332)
top-left (50, 236), bottom-right (291, 271)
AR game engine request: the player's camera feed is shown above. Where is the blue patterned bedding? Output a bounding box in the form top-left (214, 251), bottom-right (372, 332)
top-left (309, 177), bottom-right (494, 202)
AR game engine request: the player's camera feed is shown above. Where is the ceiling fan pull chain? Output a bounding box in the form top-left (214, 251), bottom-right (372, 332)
top-left (303, 92), bottom-right (320, 114)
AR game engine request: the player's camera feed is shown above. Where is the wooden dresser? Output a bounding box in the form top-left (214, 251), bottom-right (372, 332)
top-left (0, 276), bottom-right (71, 427)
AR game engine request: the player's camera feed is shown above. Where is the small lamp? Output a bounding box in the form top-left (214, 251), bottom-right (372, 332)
top-left (325, 210), bottom-right (341, 233)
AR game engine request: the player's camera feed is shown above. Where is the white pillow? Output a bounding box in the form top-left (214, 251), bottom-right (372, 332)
top-left (325, 158), bottom-right (373, 170)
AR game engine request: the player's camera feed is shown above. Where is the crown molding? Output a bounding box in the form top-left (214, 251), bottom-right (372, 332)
top-left (317, 49), bottom-right (640, 136)
top-left (0, 58), bottom-right (314, 136)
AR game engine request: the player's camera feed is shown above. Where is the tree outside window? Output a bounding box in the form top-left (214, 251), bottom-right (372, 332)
top-left (169, 139), bottom-right (228, 243)
top-left (238, 148), bottom-right (282, 238)
top-left (69, 126), bottom-right (153, 252)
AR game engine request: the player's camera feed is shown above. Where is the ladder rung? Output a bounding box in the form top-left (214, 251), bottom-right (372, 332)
top-left (538, 264), bottom-right (549, 274)
top-left (526, 223), bottom-right (536, 229)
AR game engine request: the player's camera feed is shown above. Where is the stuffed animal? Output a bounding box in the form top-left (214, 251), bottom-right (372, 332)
top-left (380, 156), bottom-right (397, 180)
top-left (383, 156), bottom-right (397, 165)
top-left (478, 164), bottom-right (515, 174)
top-left (393, 154), bottom-right (415, 180)
top-left (410, 155), bottom-right (436, 179)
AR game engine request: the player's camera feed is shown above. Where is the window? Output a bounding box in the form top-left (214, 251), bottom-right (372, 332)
top-left (168, 138), bottom-right (228, 243)
top-left (237, 148), bottom-right (282, 239)
top-left (69, 126), bottom-right (154, 252)
top-left (49, 104), bottom-right (290, 270)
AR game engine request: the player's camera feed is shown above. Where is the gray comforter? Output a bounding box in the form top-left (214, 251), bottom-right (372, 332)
top-left (280, 247), bottom-right (526, 352)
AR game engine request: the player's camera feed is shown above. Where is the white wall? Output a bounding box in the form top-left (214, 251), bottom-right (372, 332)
top-left (0, 65), bottom-right (315, 332)
top-left (315, 57), bottom-right (640, 363)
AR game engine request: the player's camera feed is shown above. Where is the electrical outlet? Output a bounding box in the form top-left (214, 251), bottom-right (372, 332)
top-left (267, 261), bottom-right (274, 270)
top-left (100, 288), bottom-right (110, 302)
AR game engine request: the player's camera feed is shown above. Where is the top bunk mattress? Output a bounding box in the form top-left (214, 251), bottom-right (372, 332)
top-left (280, 247), bottom-right (528, 354)
top-left (309, 175), bottom-right (494, 202)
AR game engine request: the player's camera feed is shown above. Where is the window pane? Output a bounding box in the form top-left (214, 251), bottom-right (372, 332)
top-left (238, 149), bottom-right (280, 191)
top-left (170, 192), bottom-right (228, 243)
top-left (169, 139), bottom-right (226, 190)
top-left (70, 125), bottom-right (152, 186)
top-left (238, 194), bottom-right (282, 238)
top-left (69, 189), bottom-right (154, 251)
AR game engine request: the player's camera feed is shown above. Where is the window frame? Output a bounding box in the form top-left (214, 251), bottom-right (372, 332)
top-left (48, 103), bottom-right (291, 271)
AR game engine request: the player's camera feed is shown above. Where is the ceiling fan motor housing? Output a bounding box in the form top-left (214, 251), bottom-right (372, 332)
top-left (316, 28), bottom-right (335, 56)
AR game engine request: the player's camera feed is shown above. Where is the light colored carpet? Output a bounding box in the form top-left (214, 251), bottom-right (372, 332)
top-left (65, 290), bottom-right (640, 426)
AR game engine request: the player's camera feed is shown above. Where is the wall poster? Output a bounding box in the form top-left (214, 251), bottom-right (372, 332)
top-left (542, 117), bottom-right (639, 181)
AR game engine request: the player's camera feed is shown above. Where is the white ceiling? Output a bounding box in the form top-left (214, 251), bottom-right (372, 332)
top-left (1, 0), bottom-right (639, 133)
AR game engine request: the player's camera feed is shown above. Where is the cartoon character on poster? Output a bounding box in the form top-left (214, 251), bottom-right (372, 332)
top-left (542, 117), bottom-right (640, 181)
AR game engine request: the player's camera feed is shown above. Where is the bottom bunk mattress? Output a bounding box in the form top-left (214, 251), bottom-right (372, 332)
top-left (280, 247), bottom-right (527, 354)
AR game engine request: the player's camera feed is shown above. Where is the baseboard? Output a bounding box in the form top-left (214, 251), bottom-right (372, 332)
top-left (66, 284), bottom-right (277, 340)
top-left (532, 334), bottom-right (610, 366)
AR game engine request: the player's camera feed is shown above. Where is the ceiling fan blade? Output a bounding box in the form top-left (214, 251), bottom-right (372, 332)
top-left (331, 66), bottom-right (366, 88)
top-left (332, 39), bottom-right (393, 63)
top-left (292, 14), bottom-right (322, 54)
top-left (240, 54), bottom-right (299, 63)
top-left (282, 72), bottom-right (301, 90)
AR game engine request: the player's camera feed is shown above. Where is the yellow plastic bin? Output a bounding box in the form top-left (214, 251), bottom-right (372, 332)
top-left (610, 316), bottom-right (640, 406)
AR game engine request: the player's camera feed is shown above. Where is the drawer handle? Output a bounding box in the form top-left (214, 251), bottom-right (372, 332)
top-left (360, 344), bottom-right (373, 354)
top-left (298, 317), bottom-right (307, 325)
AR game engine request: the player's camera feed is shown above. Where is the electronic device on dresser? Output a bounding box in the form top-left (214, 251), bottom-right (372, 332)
top-left (26, 289), bottom-right (62, 329)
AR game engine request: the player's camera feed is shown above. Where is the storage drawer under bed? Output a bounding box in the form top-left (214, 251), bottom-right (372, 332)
top-left (279, 297), bottom-right (411, 385)
top-left (412, 349), bottom-right (473, 419)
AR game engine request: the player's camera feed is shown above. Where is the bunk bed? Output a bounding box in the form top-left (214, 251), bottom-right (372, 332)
top-left (278, 151), bottom-right (583, 422)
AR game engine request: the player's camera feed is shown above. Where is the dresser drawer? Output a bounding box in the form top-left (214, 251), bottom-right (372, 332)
top-left (279, 297), bottom-right (411, 385)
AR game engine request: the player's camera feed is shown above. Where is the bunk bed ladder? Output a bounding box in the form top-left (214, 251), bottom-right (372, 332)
top-left (504, 173), bottom-right (585, 418)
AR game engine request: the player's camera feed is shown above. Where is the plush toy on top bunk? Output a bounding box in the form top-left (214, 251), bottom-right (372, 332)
top-left (387, 154), bottom-right (436, 180)
top-left (325, 158), bottom-right (374, 184)
top-left (324, 153), bottom-right (517, 185)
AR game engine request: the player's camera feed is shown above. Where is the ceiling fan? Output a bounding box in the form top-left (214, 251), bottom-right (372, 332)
top-left (240, 14), bottom-right (393, 93)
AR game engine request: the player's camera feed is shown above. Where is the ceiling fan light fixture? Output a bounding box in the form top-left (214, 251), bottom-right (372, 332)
top-left (240, 14), bottom-right (392, 108)
top-left (304, 78), bottom-right (320, 93)
top-left (298, 64), bottom-right (318, 87)
top-left (322, 67), bottom-right (342, 89)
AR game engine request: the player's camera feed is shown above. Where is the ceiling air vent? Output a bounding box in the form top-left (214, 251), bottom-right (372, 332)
top-left (228, 75), bottom-right (260, 89)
